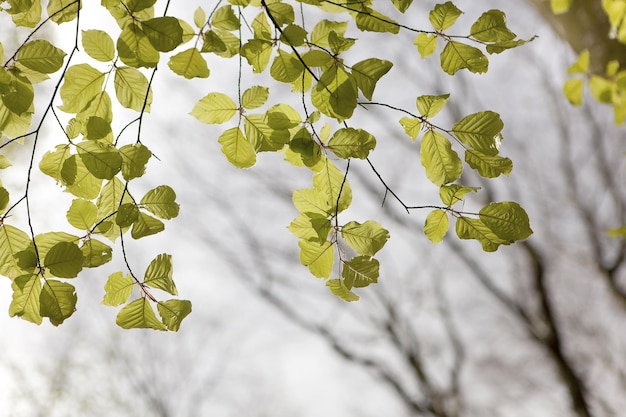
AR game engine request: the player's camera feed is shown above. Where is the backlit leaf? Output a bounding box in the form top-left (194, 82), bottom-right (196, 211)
top-left (313, 159), bottom-right (352, 214)
top-left (440, 41), bottom-right (488, 75)
top-left (76, 140), bottom-right (122, 180)
top-left (59, 64), bottom-right (105, 113)
top-left (414, 33), bottom-right (438, 58)
top-left (81, 30), bottom-right (115, 62)
top-left (102, 271), bottom-right (134, 306)
top-left (9, 274), bottom-right (42, 324)
top-left (342, 255), bottom-right (379, 289)
top-left (420, 130), bottom-right (463, 186)
top-left (417, 94), bottom-right (450, 118)
top-left (452, 111), bottom-right (503, 155)
top-left (465, 149), bottom-right (512, 178)
top-left (44, 241), bottom-right (84, 278)
top-left (328, 127), bottom-right (376, 159)
top-left (355, 9), bottom-right (400, 34)
top-left (455, 216), bottom-right (506, 252)
top-left (142, 16), bottom-right (183, 52)
top-left (48, 0), bottom-right (80, 23)
top-left (66, 199), bottom-right (97, 230)
top-left (40, 280), bottom-right (77, 326)
top-left (144, 253), bottom-right (177, 295)
top-left (352, 58), bottom-right (393, 100)
top-left (312, 65), bottom-right (358, 121)
top-left (241, 39), bottom-right (273, 73)
top-left (141, 185), bottom-right (179, 220)
top-left (217, 127), bottom-right (256, 169)
top-left (114, 66), bottom-right (152, 111)
top-left (211, 5), bottom-right (240, 30)
top-left (131, 212), bottom-right (165, 239)
top-left (116, 298), bottom-right (167, 330)
top-left (0, 225), bottom-right (32, 279)
top-left (117, 23), bottom-right (160, 68)
top-left (168, 48), bottom-right (209, 79)
top-left (429, 2), bottom-right (462, 30)
top-left (157, 299), bottom-right (192, 331)
top-left (119, 143), bottom-right (151, 180)
top-left (80, 238), bottom-right (112, 267)
top-left (341, 220), bottom-right (389, 256)
top-left (479, 201), bottom-right (533, 241)
top-left (439, 184), bottom-right (479, 206)
top-left (270, 49), bottom-right (305, 83)
top-left (115, 203), bottom-right (139, 227)
top-left (563, 78), bottom-right (584, 106)
top-left (326, 279), bottom-right (359, 301)
top-left (399, 117), bottom-right (422, 141)
top-left (17, 39), bottom-right (66, 73)
top-left (470, 10), bottom-right (517, 42)
top-left (424, 209), bottom-right (448, 243)
top-left (299, 239), bottom-right (334, 278)
top-left (191, 92), bottom-right (237, 124)
top-left (242, 86), bottom-right (269, 109)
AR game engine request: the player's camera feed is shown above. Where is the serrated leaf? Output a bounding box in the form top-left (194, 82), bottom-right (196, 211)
top-left (157, 299), bottom-right (192, 331)
top-left (217, 127), bottom-right (256, 169)
top-left (44, 242), bottom-right (84, 278)
top-left (341, 220), bottom-right (389, 256)
top-left (80, 238), bottom-right (112, 267)
top-left (102, 272), bottom-right (134, 306)
top-left (439, 184), bottom-right (479, 206)
top-left (455, 216), bottom-right (506, 252)
top-left (470, 10), bottom-right (517, 42)
top-left (114, 66), bottom-right (152, 111)
top-left (17, 39), bottom-right (66, 73)
top-left (424, 209), bottom-right (449, 243)
top-left (479, 201), bottom-right (533, 242)
top-left (168, 48), bottom-right (209, 79)
top-left (191, 92), bottom-right (237, 124)
top-left (66, 199), bottom-right (97, 230)
top-left (40, 280), bottom-right (77, 326)
top-left (116, 298), bottom-right (167, 330)
top-left (9, 274), bottom-right (42, 324)
top-left (342, 255), bottom-right (379, 289)
top-left (326, 279), bottom-right (359, 301)
top-left (142, 16), bottom-right (183, 52)
top-left (440, 41), bottom-right (488, 75)
top-left (0, 225), bottom-right (32, 279)
top-left (465, 149), bottom-right (512, 178)
top-left (313, 159), bottom-right (352, 214)
top-left (59, 64), bottom-right (105, 113)
top-left (352, 58), bottom-right (392, 100)
top-left (141, 185), bottom-right (180, 220)
top-left (241, 86), bottom-right (269, 109)
top-left (417, 94), bottom-right (450, 118)
top-left (429, 2), bottom-right (462, 30)
top-left (119, 143), bottom-right (151, 180)
top-left (131, 212), bottom-right (164, 239)
top-left (420, 130), bottom-right (463, 186)
top-left (81, 30), bottom-right (115, 62)
top-left (414, 33), bottom-right (438, 58)
top-left (144, 253), bottom-right (177, 295)
top-left (299, 239), bottom-right (334, 278)
top-left (327, 127), bottom-right (376, 159)
top-left (452, 111), bottom-right (503, 155)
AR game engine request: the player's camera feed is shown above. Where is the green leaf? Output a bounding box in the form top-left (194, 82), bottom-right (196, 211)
top-left (391, 0), bottom-right (413, 13)
top-left (0, 187), bottom-right (9, 214)
top-left (455, 216), bottom-right (506, 252)
top-left (355, 9), bottom-right (400, 34)
top-left (77, 91), bottom-right (113, 123)
top-left (452, 111), bottom-right (503, 156)
top-left (241, 86), bottom-right (269, 109)
top-left (429, 2), bottom-right (462, 30)
top-left (270, 49), bottom-right (305, 83)
top-left (310, 20), bottom-right (348, 49)
top-left (567, 50), bottom-right (590, 75)
top-left (76, 140), bottom-right (122, 180)
top-left (157, 299), bottom-right (192, 331)
top-left (424, 209), bottom-right (449, 243)
top-left (217, 127), bottom-right (257, 169)
top-left (115, 203), bottom-right (139, 227)
top-left (44, 242), bottom-right (84, 278)
top-left (420, 130), bottom-right (463, 186)
top-left (341, 220), bottom-right (389, 256)
top-left (65, 157), bottom-right (102, 199)
top-left (117, 23), bottom-right (160, 68)
top-left (17, 39), bottom-right (66, 73)
top-left (551, 0), bottom-right (574, 14)
top-left (485, 38), bottom-right (534, 54)
top-left (288, 128), bottom-right (322, 166)
top-left (191, 92), bottom-right (237, 124)
top-left (193, 6), bottom-right (206, 28)
top-left (414, 33), bottom-right (438, 58)
top-left (266, 1), bottom-right (294, 26)
top-left (440, 41), bottom-right (488, 75)
top-left (102, 271), bottom-right (134, 306)
top-left (470, 10), bottom-right (517, 42)
top-left (201, 30), bottom-right (227, 53)
top-left (288, 212), bottom-right (332, 242)
top-left (342, 255), bottom-right (379, 289)
top-left (80, 238), bottom-right (112, 268)
top-left (59, 64), bottom-right (105, 113)
top-left (142, 16), bottom-right (183, 52)
top-left (85, 116), bottom-right (112, 140)
top-left (563, 78), bottom-right (585, 106)
top-left (116, 298), bottom-right (167, 330)
top-left (34, 232), bottom-right (80, 262)
top-left (9, 274), bottom-right (42, 325)
top-left (327, 127), bottom-right (376, 159)
top-left (144, 253), bottom-right (177, 295)
top-left (265, 104), bottom-right (301, 129)
top-left (589, 75), bottom-right (613, 103)
top-left (313, 159), bottom-right (352, 214)
top-left (0, 225), bottom-right (32, 279)
top-left (302, 50), bottom-right (332, 67)
top-left (0, 72), bottom-right (34, 115)
top-left (131, 212), bottom-right (165, 239)
top-left (210, 28), bottom-right (240, 58)
top-left (81, 30), bottom-right (115, 62)
top-left (351, 58), bottom-right (393, 100)
top-left (417, 94), bottom-right (450, 118)
top-left (465, 149), bottom-right (512, 178)
top-left (119, 143), bottom-right (151, 180)
top-left (312, 65), bottom-right (358, 121)
top-left (479, 201), bottom-right (533, 242)
top-left (328, 31), bottom-right (356, 54)
top-left (439, 184), bottom-right (479, 206)
top-left (299, 239), bottom-right (334, 278)
top-left (96, 177), bottom-right (132, 241)
top-left (114, 66), bottom-right (152, 112)
top-left (211, 5), bottom-right (240, 30)
top-left (66, 199), bottom-right (97, 230)
top-left (168, 48), bottom-right (209, 79)
top-left (140, 185), bottom-right (179, 220)
top-left (9, 0), bottom-right (41, 28)
top-left (280, 24), bottom-right (308, 46)
top-left (244, 113), bottom-right (290, 152)
top-left (48, 0), bottom-right (80, 24)
top-left (241, 39), bottom-right (273, 73)
top-left (40, 280), bottom-right (77, 326)
top-left (399, 117), bottom-right (422, 141)
top-left (0, 155), bottom-right (12, 169)
top-left (326, 279), bottom-right (359, 301)
top-left (293, 188), bottom-right (331, 215)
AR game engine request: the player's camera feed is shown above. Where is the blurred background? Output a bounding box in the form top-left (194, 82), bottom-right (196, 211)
top-left (0, 1), bottom-right (625, 416)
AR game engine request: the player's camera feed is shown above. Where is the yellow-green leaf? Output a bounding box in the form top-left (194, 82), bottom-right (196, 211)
top-left (424, 209), bottom-right (449, 243)
top-left (168, 48), bottom-right (209, 79)
top-left (102, 271), bottom-right (134, 306)
top-left (420, 130), bottom-right (462, 186)
top-left (81, 30), bottom-right (115, 62)
top-left (191, 92), bottom-right (237, 124)
top-left (114, 66), bottom-right (152, 111)
top-left (116, 298), bottom-right (167, 330)
top-left (217, 127), bottom-right (256, 169)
